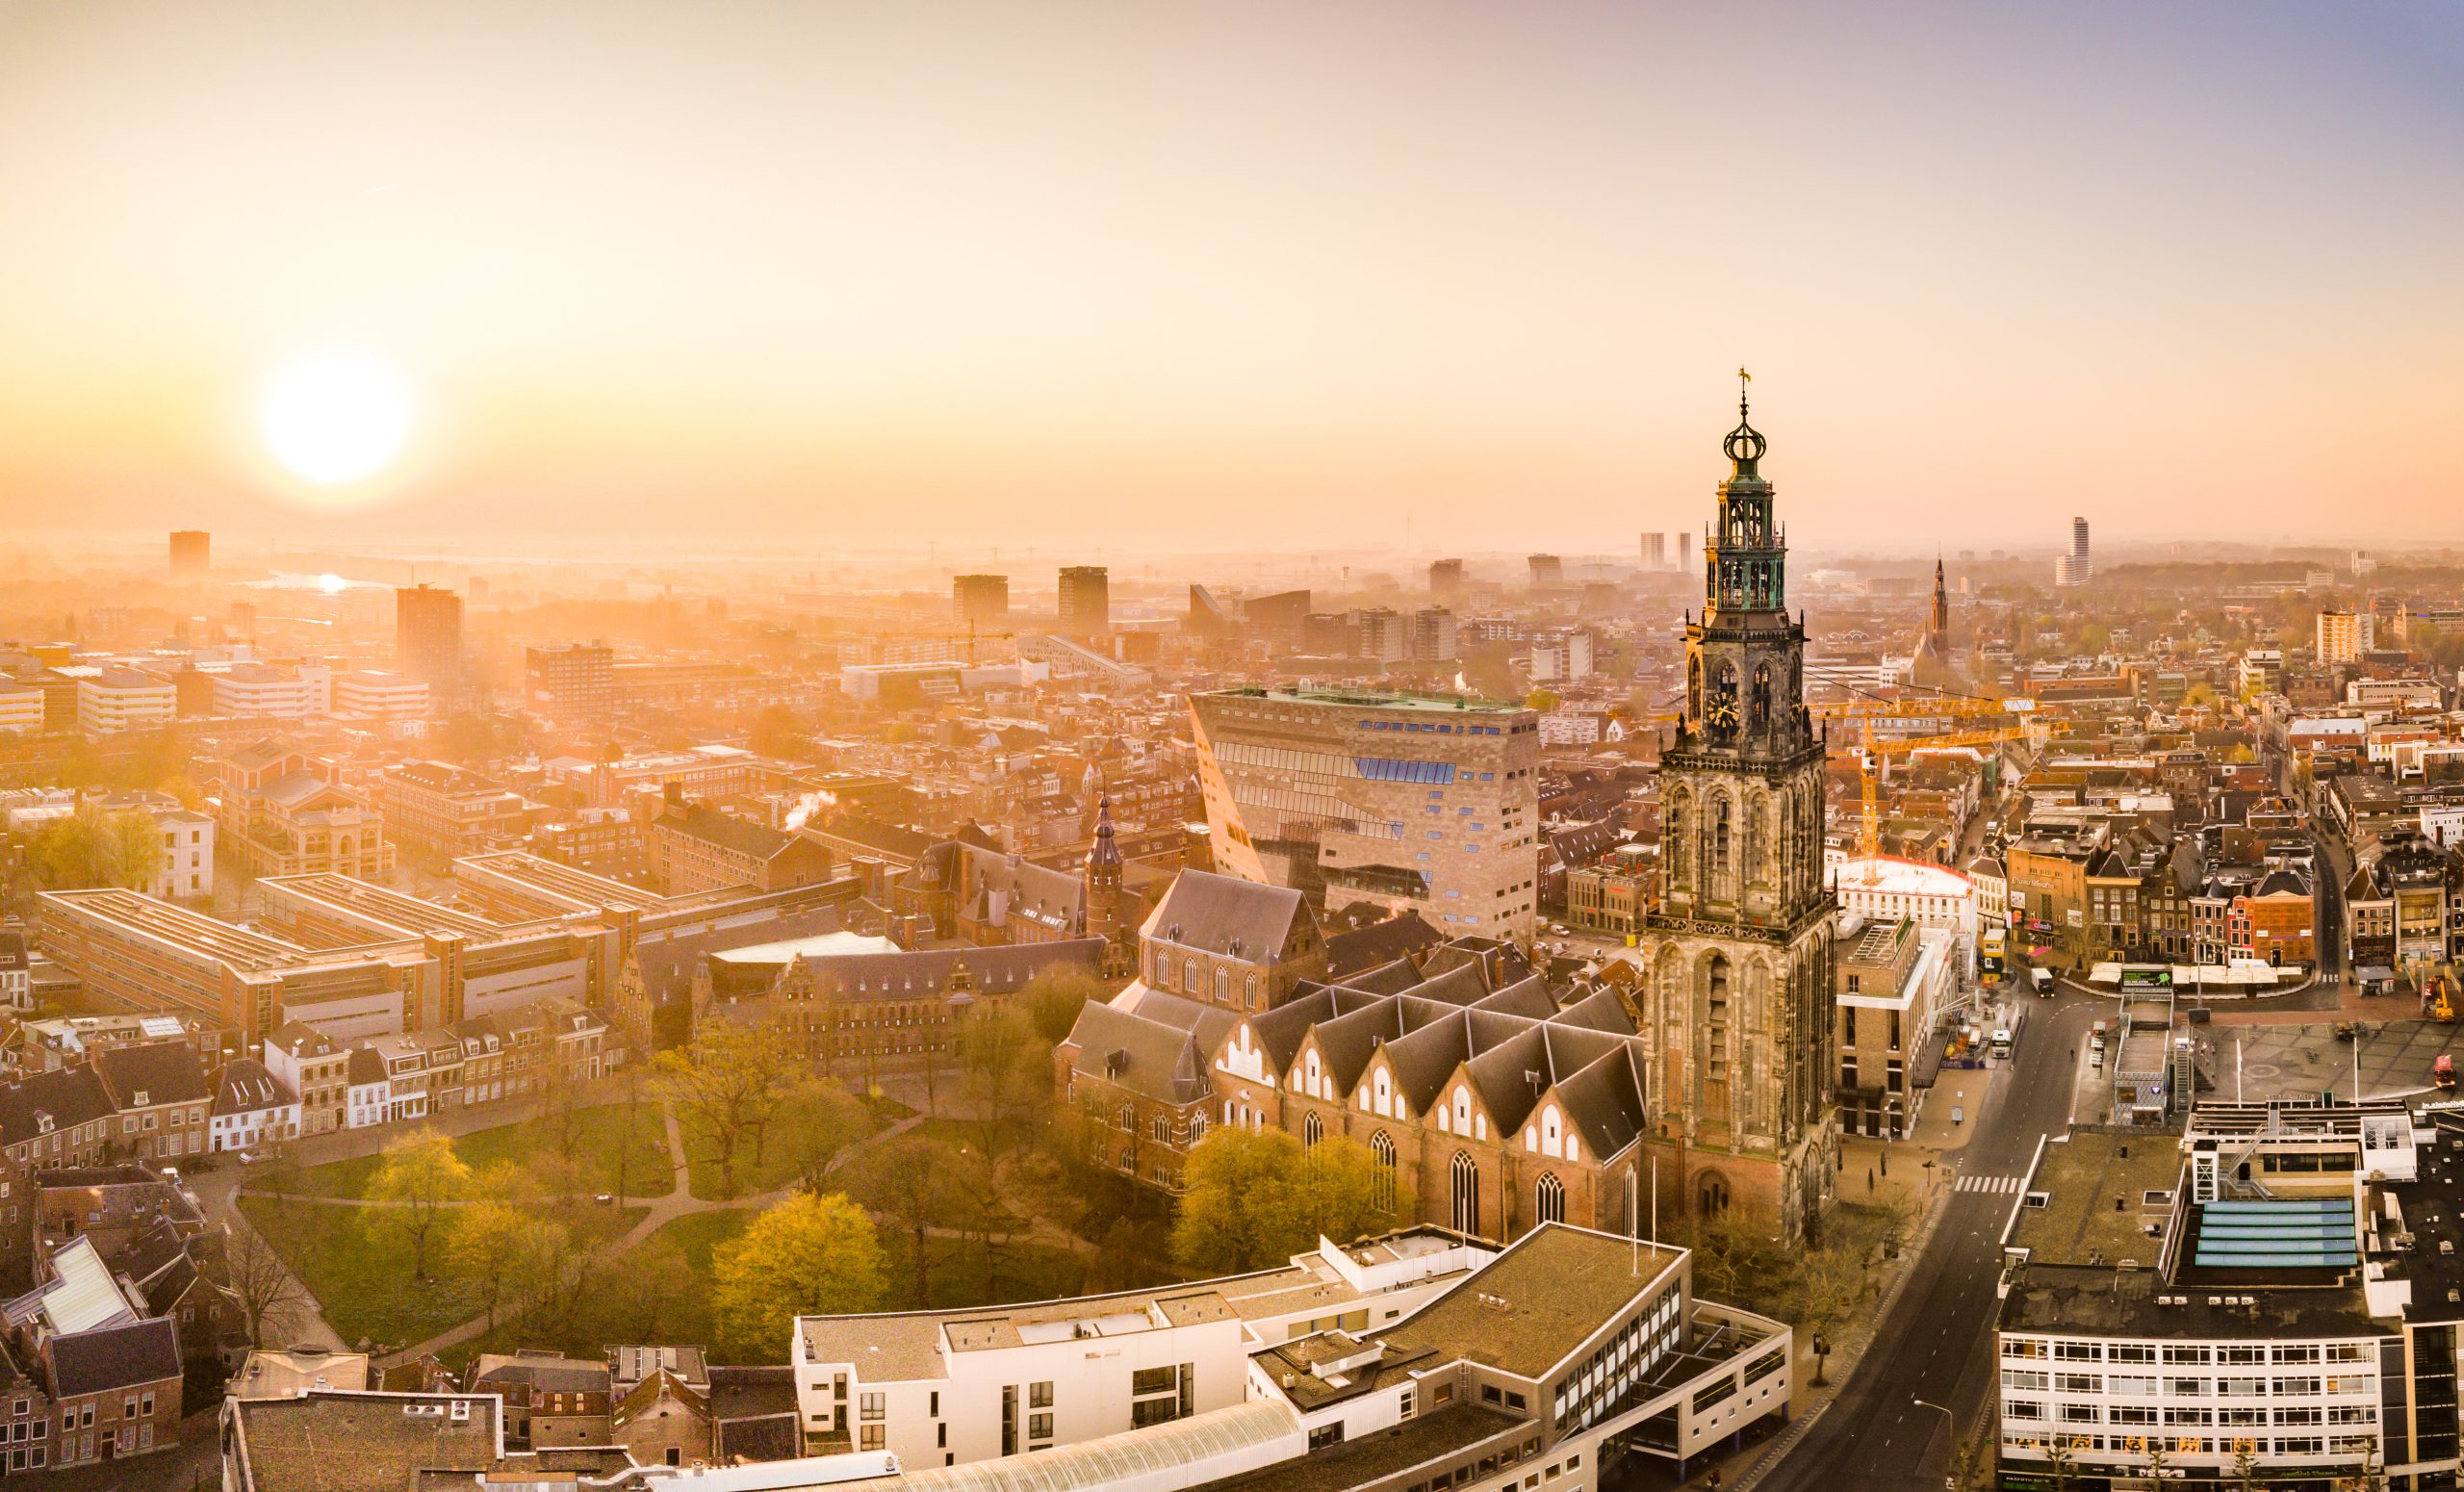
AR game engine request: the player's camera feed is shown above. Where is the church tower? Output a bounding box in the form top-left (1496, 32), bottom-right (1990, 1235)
top-left (1930, 557), bottom-right (1951, 653)
top-left (1083, 795), bottom-right (1132, 976)
top-left (1633, 375), bottom-right (1837, 1245)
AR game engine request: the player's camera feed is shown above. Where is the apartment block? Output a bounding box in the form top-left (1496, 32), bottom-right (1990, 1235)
top-left (76, 670), bottom-right (175, 736)
top-left (1057, 566), bottom-right (1110, 638)
top-left (332, 670), bottom-right (430, 720)
top-left (0, 684), bottom-right (42, 734)
top-left (525, 643), bottom-right (616, 723)
top-left (379, 760), bottom-right (533, 861)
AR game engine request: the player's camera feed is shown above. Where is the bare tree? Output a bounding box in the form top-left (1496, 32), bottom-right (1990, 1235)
top-left (846, 1136), bottom-right (961, 1304)
top-left (655, 1016), bottom-right (806, 1197)
top-left (527, 1055), bottom-right (592, 1201)
top-left (218, 1221), bottom-right (317, 1348)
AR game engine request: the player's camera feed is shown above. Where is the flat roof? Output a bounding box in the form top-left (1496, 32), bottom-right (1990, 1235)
top-left (2003, 1263), bottom-right (2387, 1341)
top-left (261, 875), bottom-right (508, 939)
top-left (1831, 855), bottom-right (1975, 899)
top-left (2011, 1131), bottom-right (2182, 1268)
top-left (1207, 687), bottom-right (1527, 715)
top-left (800, 1236), bottom-right (1481, 1384)
top-left (1377, 1224), bottom-right (1680, 1380)
top-left (711, 931), bottom-right (901, 965)
top-left (454, 851), bottom-right (672, 913)
top-left (1192, 1404), bottom-right (1523, 1492)
top-left (41, 887), bottom-right (309, 969)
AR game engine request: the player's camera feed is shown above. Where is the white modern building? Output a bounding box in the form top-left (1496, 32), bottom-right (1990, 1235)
top-left (797, 1230), bottom-right (1491, 1464)
top-left (1527, 630), bottom-right (1596, 682)
top-left (795, 1223), bottom-right (1794, 1492)
top-left (331, 670), bottom-right (432, 720)
top-left (76, 668), bottom-right (176, 735)
top-left (211, 663), bottom-right (332, 719)
top-left (154, 808), bottom-right (215, 901)
top-left (1826, 853), bottom-right (1978, 943)
top-left (1995, 1104), bottom-right (2463, 1489)
top-left (0, 684), bottom-right (42, 734)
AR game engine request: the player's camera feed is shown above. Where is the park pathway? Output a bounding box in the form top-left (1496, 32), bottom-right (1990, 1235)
top-left (371, 1102), bottom-right (937, 1366)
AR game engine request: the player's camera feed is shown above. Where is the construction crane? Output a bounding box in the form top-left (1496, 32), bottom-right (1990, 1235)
top-left (1810, 691), bottom-right (2044, 874)
top-left (924, 624), bottom-right (1017, 663)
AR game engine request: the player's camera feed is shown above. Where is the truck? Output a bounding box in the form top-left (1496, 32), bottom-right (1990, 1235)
top-left (2030, 968), bottom-right (2054, 997)
top-left (1990, 1029), bottom-right (2013, 1060)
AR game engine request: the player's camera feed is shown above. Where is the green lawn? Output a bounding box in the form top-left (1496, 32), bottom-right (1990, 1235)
top-left (239, 1196), bottom-right (483, 1351)
top-left (239, 1195), bottom-right (648, 1355)
top-left (682, 1086), bottom-right (884, 1199)
top-left (258, 1103), bottom-right (674, 1201)
top-left (445, 1208), bottom-right (745, 1370)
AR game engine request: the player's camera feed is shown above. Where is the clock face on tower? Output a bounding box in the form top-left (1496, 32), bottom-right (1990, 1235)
top-left (1705, 664), bottom-right (1739, 739)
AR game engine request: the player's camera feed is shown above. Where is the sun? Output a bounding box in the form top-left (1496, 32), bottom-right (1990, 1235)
top-left (259, 353), bottom-right (413, 485)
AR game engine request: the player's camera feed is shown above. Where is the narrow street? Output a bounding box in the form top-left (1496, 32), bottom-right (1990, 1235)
top-left (1754, 989), bottom-right (2106, 1492)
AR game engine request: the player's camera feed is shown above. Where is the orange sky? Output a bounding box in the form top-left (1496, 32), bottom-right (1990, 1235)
top-left (0, 0), bottom-right (2457, 554)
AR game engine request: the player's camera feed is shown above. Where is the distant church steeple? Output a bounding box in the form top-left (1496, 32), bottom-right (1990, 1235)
top-left (1929, 555), bottom-right (1950, 652)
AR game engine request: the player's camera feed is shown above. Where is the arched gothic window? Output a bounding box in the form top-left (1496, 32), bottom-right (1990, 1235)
top-left (1698, 1173), bottom-right (1731, 1217)
top-left (1713, 797), bottom-right (1732, 887)
top-left (1371, 1131), bottom-right (1397, 1208)
top-left (1303, 1111), bottom-right (1322, 1150)
top-left (1450, 1152), bottom-right (1481, 1237)
top-left (1534, 1172), bottom-right (1566, 1227)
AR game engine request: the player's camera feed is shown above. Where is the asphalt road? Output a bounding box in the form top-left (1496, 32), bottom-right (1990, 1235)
top-left (1756, 990), bottom-right (2106, 1492)
top-left (2312, 827), bottom-right (2348, 982)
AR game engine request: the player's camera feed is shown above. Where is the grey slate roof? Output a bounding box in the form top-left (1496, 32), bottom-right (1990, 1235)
top-left (213, 1058), bottom-right (296, 1118)
top-left (0, 1067), bottom-right (115, 1150)
top-left (94, 1041), bottom-right (211, 1110)
top-left (1326, 912), bottom-right (1442, 978)
top-left (48, 1316), bottom-right (180, 1396)
top-left (1061, 1001), bottom-right (1209, 1107)
top-left (1143, 870), bottom-right (1309, 960)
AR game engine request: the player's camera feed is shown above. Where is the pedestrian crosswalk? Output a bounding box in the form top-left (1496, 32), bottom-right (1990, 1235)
top-left (1955, 1173), bottom-right (2024, 1195)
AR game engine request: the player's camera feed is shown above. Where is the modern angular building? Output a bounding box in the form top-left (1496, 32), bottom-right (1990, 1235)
top-left (1189, 688), bottom-right (1540, 939)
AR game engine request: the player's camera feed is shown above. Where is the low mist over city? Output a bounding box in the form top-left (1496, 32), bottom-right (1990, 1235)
top-left (1, 6), bottom-right (2460, 1492)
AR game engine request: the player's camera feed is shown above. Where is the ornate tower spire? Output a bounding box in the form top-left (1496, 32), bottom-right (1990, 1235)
top-left (1725, 367), bottom-right (1765, 480)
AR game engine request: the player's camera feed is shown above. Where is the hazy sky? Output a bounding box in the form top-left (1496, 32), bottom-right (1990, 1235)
top-left (1, 0), bottom-right (2458, 557)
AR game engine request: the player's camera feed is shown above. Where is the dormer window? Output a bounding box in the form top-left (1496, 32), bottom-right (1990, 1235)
top-left (132, 1091), bottom-right (149, 1108)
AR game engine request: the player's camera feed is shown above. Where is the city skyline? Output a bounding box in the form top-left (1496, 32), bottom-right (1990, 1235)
top-left (1, 1), bottom-right (2458, 553)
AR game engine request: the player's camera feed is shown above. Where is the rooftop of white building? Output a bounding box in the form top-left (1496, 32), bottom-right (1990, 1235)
top-left (1827, 854), bottom-right (1975, 899)
top-left (798, 1229), bottom-right (1488, 1385)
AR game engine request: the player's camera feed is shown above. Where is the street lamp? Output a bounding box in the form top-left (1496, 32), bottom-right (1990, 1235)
top-left (1912, 1399), bottom-right (1960, 1490)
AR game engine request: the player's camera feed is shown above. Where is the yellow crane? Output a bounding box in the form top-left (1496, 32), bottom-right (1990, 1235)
top-left (1810, 693), bottom-right (2042, 870)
